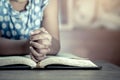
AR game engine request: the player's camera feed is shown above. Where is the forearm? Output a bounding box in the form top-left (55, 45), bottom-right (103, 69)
top-left (0, 38), bottom-right (30, 56)
top-left (41, 0), bottom-right (60, 55)
top-left (48, 36), bottom-right (60, 55)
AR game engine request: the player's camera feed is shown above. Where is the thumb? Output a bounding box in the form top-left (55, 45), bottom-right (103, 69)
top-left (30, 28), bottom-right (44, 35)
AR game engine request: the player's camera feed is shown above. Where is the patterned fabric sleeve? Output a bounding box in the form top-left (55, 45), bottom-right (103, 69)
top-left (41, 0), bottom-right (49, 12)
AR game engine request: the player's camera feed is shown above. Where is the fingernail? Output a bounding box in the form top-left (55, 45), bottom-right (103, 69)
top-left (30, 31), bottom-right (34, 35)
top-left (29, 47), bottom-right (32, 49)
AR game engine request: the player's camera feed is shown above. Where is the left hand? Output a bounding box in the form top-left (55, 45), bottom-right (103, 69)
top-left (29, 28), bottom-right (52, 62)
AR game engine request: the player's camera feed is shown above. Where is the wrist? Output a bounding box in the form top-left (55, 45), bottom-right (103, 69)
top-left (23, 39), bottom-right (30, 54)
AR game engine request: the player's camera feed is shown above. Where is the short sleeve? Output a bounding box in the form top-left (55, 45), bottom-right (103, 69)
top-left (41, 0), bottom-right (49, 11)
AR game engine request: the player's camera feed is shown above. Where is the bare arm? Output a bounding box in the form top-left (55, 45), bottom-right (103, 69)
top-left (42, 0), bottom-right (60, 55)
top-left (29, 0), bottom-right (60, 62)
top-left (0, 32), bottom-right (29, 56)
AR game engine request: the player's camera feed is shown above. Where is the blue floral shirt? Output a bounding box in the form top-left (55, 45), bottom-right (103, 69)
top-left (0, 0), bottom-right (48, 40)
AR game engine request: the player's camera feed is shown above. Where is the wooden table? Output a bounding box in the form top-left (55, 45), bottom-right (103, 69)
top-left (0, 61), bottom-right (120, 80)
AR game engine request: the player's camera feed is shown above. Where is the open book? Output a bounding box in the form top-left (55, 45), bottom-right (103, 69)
top-left (0, 53), bottom-right (101, 70)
